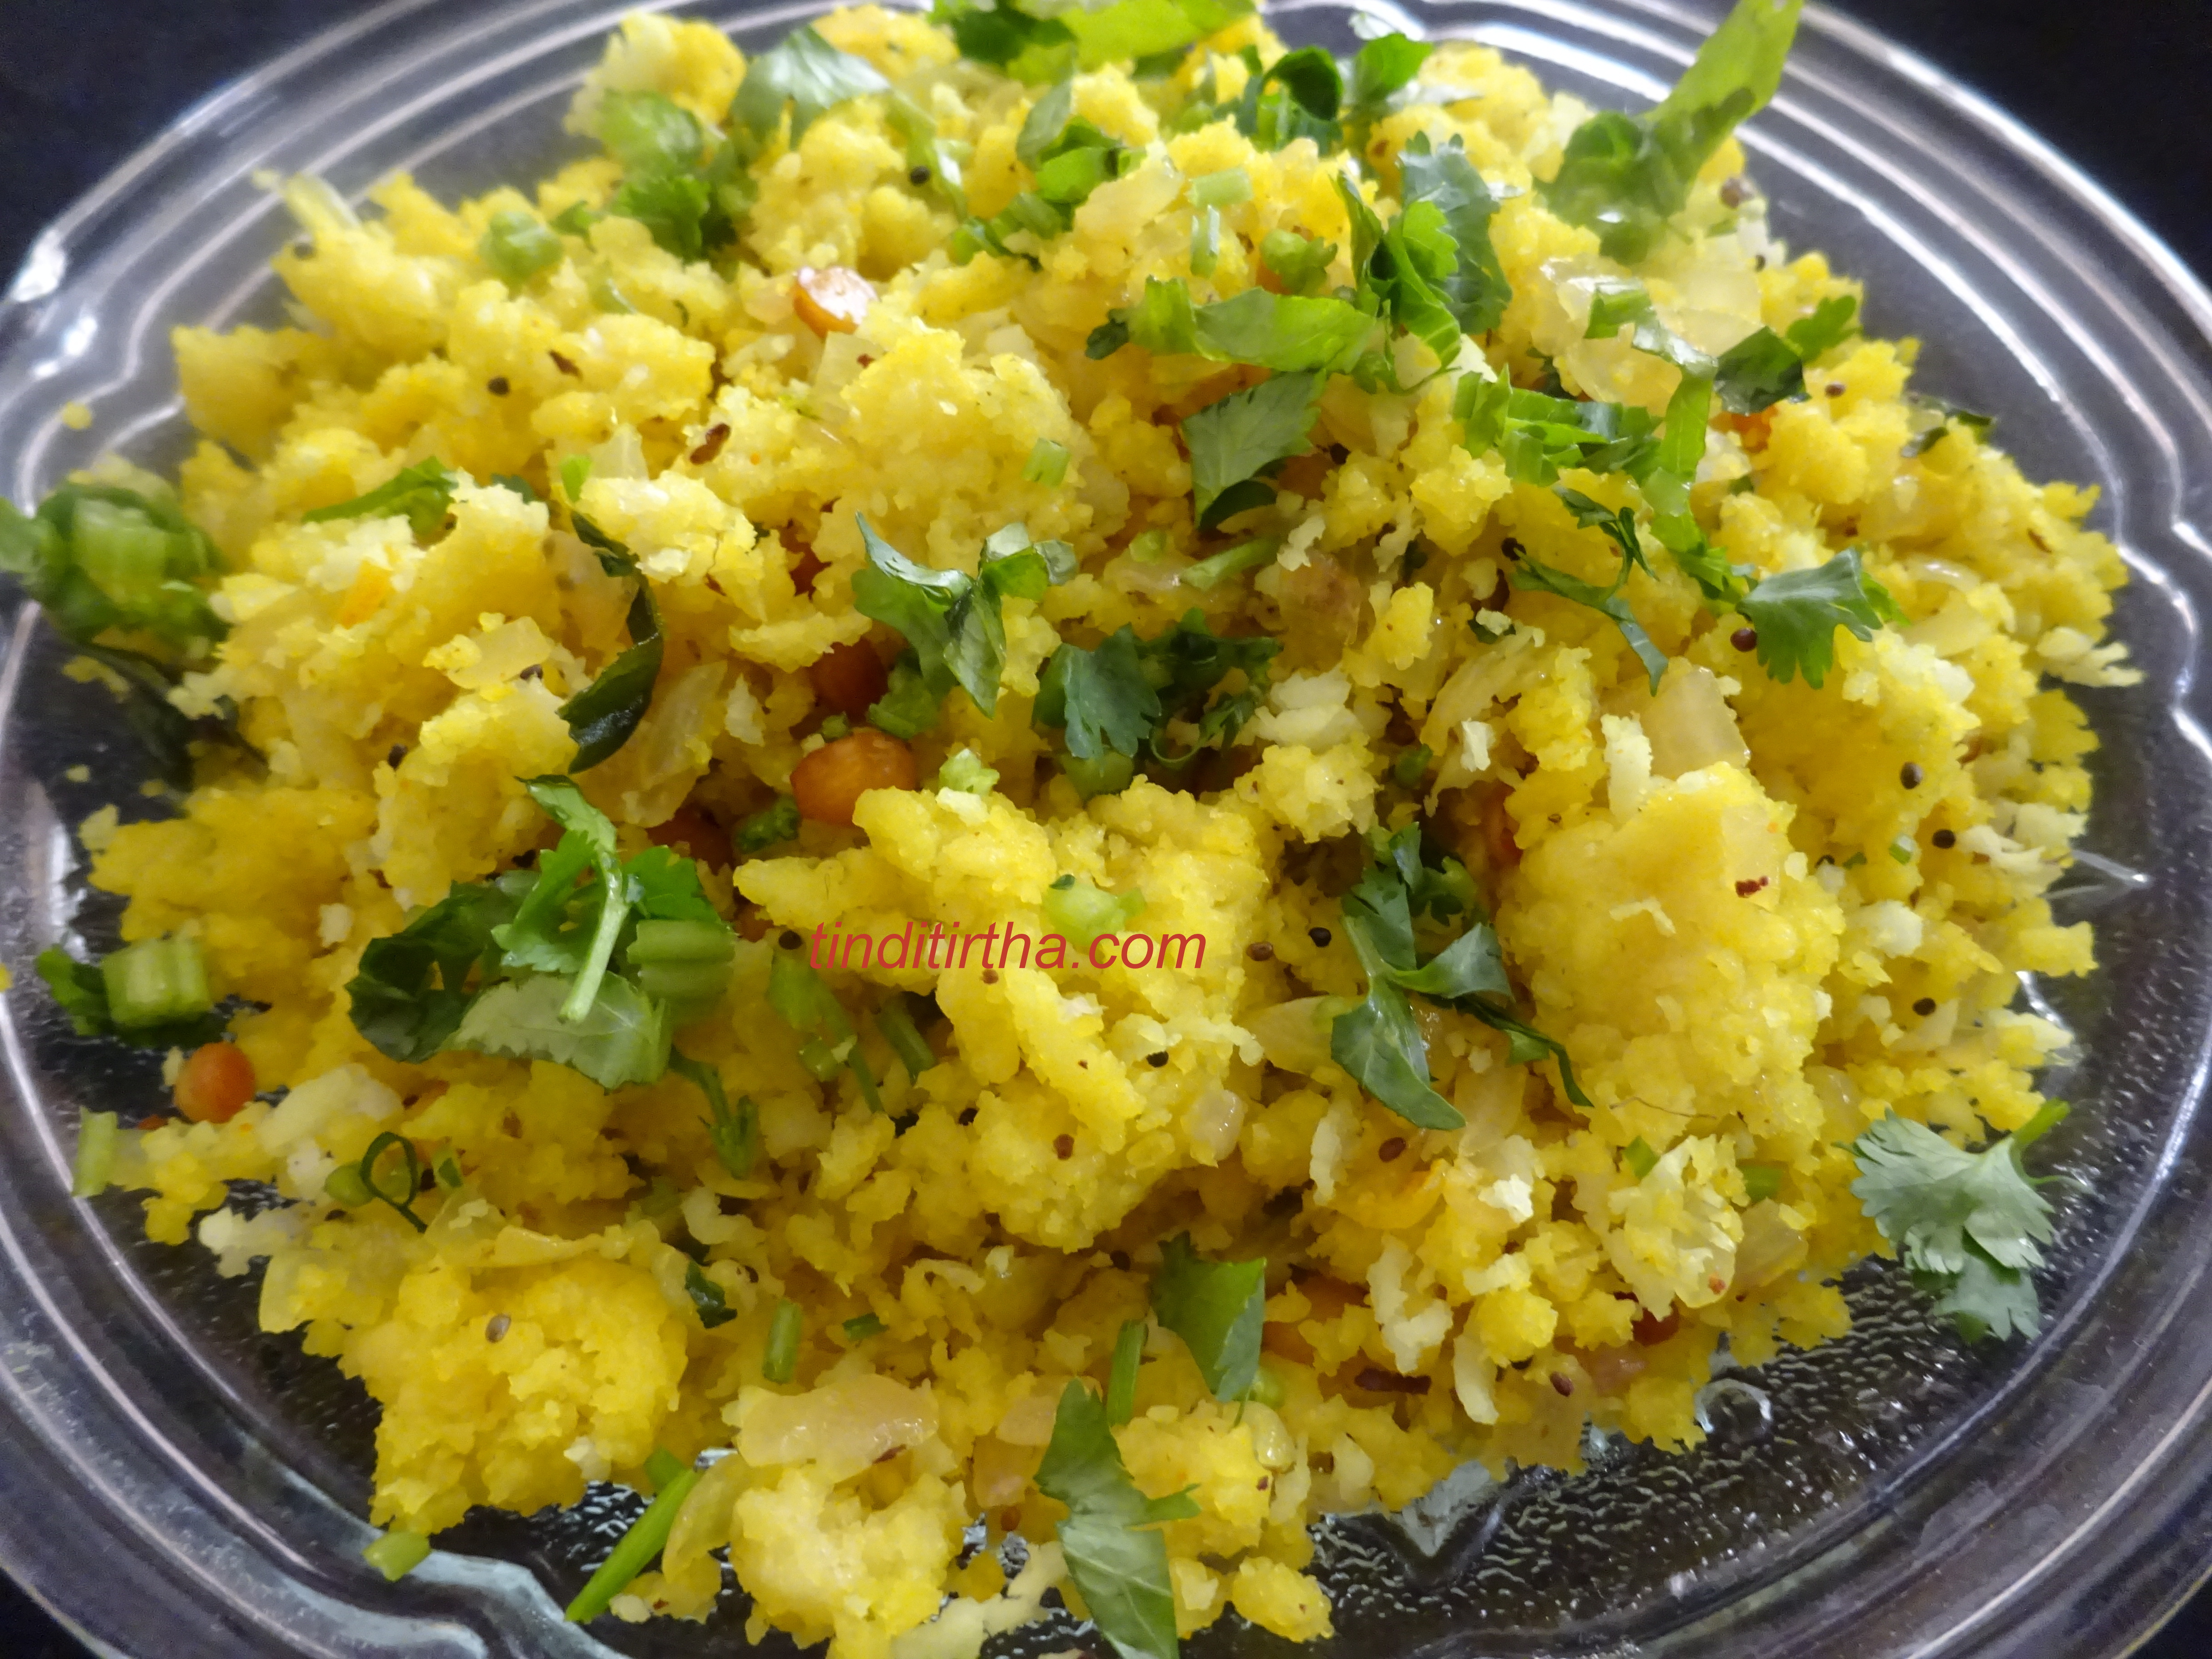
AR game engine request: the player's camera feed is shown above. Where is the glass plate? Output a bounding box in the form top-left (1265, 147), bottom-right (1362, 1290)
top-left (3, 2), bottom-right (2211, 1656)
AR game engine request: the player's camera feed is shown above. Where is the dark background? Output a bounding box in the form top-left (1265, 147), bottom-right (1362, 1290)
top-left (0, 2), bottom-right (2207, 1655)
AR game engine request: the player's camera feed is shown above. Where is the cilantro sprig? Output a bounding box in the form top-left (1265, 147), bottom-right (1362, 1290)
top-left (569, 30), bottom-right (890, 258)
top-left (1331, 827), bottom-right (1586, 1127)
top-left (853, 516), bottom-right (1074, 726)
top-left (1035, 1380), bottom-right (1200, 1659)
top-left (344, 779), bottom-right (735, 1097)
top-left (1851, 1103), bottom-right (2067, 1342)
top-left (1738, 548), bottom-right (1903, 686)
top-left (1543, 0), bottom-right (1804, 264)
top-left (1460, 280), bottom-right (1900, 689)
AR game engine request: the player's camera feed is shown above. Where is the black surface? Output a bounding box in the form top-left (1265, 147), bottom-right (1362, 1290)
top-left (1, 2), bottom-right (2209, 1656)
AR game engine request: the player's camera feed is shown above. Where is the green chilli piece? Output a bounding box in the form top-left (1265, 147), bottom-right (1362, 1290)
top-left (763, 1298), bottom-right (803, 1382)
top-left (564, 1449), bottom-right (704, 1622)
top-left (101, 935), bottom-right (212, 1029)
top-left (71, 1111), bottom-right (119, 1199)
top-left (363, 1528), bottom-right (431, 1583)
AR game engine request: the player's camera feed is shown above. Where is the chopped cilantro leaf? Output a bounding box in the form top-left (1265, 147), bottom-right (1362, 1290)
top-left (1713, 326), bottom-right (1806, 413)
top-left (958, 85), bottom-right (1137, 262)
top-left (730, 25), bottom-right (890, 146)
top-left (1036, 609), bottom-right (1278, 774)
top-left (606, 172), bottom-right (713, 260)
top-left (1786, 294), bottom-right (1860, 360)
top-left (1511, 488), bottom-right (1668, 692)
top-left (1235, 45), bottom-right (1341, 151)
top-left (450, 972), bottom-right (673, 1089)
top-left (853, 517), bottom-right (1073, 717)
top-left (1331, 827), bottom-right (1585, 1124)
top-left (684, 1261), bottom-right (737, 1328)
top-left (1036, 626), bottom-right (1159, 760)
top-left (1396, 133), bottom-right (1512, 338)
top-left (1851, 1106), bottom-right (2064, 1342)
top-left (1151, 1234), bottom-right (1265, 1401)
top-left (867, 650), bottom-right (942, 739)
top-left (596, 90), bottom-right (709, 177)
top-left (1087, 278), bottom-right (1373, 373)
top-left (1735, 547), bottom-right (1903, 687)
top-left (1182, 371), bottom-right (1319, 529)
top-left (1542, 0), bottom-right (1804, 263)
top-left (735, 795), bottom-right (800, 853)
top-left (886, 93), bottom-right (967, 215)
top-left (1345, 31), bottom-right (1433, 133)
top-left (1036, 1380), bottom-right (1198, 1659)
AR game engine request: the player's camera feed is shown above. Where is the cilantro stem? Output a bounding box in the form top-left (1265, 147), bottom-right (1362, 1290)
top-left (359, 1132), bottom-right (428, 1233)
top-left (876, 995), bottom-right (935, 1081)
top-left (1181, 536), bottom-right (1278, 591)
top-left (562, 879), bottom-right (628, 1023)
top-left (563, 1453), bottom-right (702, 1622)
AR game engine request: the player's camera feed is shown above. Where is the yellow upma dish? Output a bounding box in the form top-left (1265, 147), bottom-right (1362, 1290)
top-left (11, 0), bottom-right (2134, 1651)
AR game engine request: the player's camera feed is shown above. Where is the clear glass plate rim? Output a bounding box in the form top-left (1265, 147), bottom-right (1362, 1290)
top-left (7, 0), bottom-right (2212, 348)
top-left (2, 4), bottom-right (2212, 1659)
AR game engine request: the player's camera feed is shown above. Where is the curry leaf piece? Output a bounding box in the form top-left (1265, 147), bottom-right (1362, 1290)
top-left (1151, 1234), bottom-right (1266, 1401)
top-left (1736, 547), bottom-right (1902, 687)
top-left (1542, 0), bottom-right (1804, 263)
top-left (449, 972), bottom-right (673, 1090)
top-left (1396, 133), bottom-right (1511, 337)
top-left (301, 459), bottom-right (460, 542)
top-left (1035, 1380), bottom-right (1197, 1659)
top-left (1391, 920), bottom-right (1512, 1002)
top-left (1182, 371), bottom-right (1318, 529)
top-left (684, 1261), bottom-right (737, 1328)
top-left (1330, 978), bottom-right (1463, 1130)
top-left (730, 25), bottom-right (890, 146)
top-left (559, 515), bottom-right (664, 770)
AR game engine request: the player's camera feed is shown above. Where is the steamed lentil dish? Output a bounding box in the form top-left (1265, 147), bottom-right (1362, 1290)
top-left (2, 0), bottom-right (2134, 1650)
